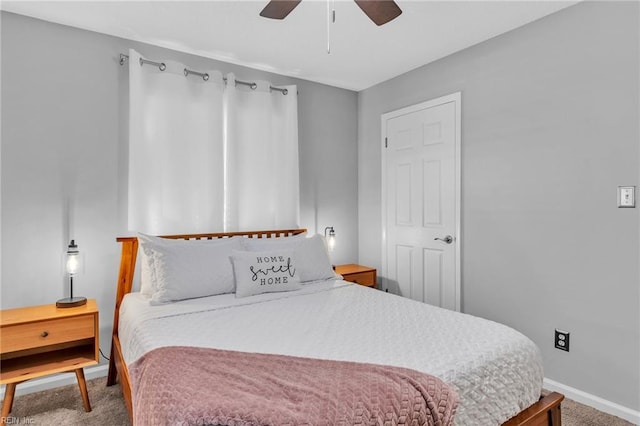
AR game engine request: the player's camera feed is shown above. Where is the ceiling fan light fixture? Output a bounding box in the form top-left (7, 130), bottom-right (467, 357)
top-left (259, 0), bottom-right (402, 26)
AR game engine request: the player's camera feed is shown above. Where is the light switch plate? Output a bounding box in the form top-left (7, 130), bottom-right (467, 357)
top-left (618, 186), bottom-right (635, 208)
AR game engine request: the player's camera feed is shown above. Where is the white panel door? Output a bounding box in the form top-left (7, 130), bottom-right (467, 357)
top-left (382, 93), bottom-right (460, 311)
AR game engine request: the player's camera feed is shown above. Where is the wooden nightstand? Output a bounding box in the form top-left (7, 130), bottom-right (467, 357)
top-left (0, 300), bottom-right (99, 422)
top-left (335, 264), bottom-right (377, 288)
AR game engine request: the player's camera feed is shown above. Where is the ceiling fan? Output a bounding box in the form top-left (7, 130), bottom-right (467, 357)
top-left (260, 0), bottom-right (402, 26)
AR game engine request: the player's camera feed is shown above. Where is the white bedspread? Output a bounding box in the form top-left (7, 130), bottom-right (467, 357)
top-left (119, 280), bottom-right (543, 425)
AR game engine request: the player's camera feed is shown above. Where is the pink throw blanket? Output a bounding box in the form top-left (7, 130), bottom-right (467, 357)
top-left (130, 346), bottom-right (458, 426)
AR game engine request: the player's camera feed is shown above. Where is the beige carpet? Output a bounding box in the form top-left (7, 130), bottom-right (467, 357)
top-left (6, 377), bottom-right (635, 425)
top-left (8, 377), bottom-right (129, 426)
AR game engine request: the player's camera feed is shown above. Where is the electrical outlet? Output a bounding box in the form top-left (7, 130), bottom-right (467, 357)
top-left (555, 329), bottom-right (570, 352)
top-left (618, 186), bottom-right (635, 208)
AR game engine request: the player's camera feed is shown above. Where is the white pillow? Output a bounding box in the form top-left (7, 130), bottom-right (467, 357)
top-left (230, 249), bottom-right (302, 298)
top-left (242, 234), bottom-right (338, 283)
top-left (137, 234), bottom-right (242, 302)
top-left (138, 245), bottom-right (154, 296)
top-left (293, 234), bottom-right (339, 282)
top-left (138, 233), bottom-right (168, 296)
top-left (138, 233), bottom-right (194, 296)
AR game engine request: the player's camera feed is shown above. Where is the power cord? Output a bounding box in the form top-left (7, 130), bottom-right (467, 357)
top-left (99, 348), bottom-right (110, 361)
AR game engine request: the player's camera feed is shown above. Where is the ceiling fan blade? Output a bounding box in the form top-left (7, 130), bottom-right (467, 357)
top-left (259, 0), bottom-right (302, 20)
top-left (354, 0), bottom-right (402, 26)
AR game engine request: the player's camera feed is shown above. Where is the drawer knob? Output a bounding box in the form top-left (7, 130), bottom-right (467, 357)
top-left (41, 331), bottom-right (49, 338)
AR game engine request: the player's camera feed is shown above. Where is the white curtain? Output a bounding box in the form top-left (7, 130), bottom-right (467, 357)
top-left (225, 74), bottom-right (299, 231)
top-left (128, 50), bottom-right (299, 234)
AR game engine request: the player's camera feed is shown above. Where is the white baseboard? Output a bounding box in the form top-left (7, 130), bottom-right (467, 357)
top-left (544, 377), bottom-right (640, 425)
top-left (0, 364), bottom-right (109, 399)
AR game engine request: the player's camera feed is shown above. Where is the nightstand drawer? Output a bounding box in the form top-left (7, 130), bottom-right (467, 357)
top-left (1, 314), bottom-right (95, 354)
top-left (345, 271), bottom-right (375, 286)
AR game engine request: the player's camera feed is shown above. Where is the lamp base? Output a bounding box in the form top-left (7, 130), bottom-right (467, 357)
top-left (56, 296), bottom-right (87, 308)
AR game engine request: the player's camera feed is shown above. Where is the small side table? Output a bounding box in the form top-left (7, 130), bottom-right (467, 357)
top-left (0, 300), bottom-right (99, 423)
top-left (335, 264), bottom-right (377, 288)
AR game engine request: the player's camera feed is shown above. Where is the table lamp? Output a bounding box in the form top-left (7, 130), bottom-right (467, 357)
top-left (57, 239), bottom-right (87, 308)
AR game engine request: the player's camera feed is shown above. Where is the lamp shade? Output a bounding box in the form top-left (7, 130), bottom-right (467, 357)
top-left (57, 239), bottom-right (86, 308)
top-left (324, 226), bottom-right (336, 252)
top-left (66, 240), bottom-right (80, 275)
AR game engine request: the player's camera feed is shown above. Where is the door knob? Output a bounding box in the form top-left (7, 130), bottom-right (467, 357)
top-left (434, 235), bottom-right (453, 244)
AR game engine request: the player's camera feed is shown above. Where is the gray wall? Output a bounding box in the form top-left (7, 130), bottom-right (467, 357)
top-left (1, 12), bottom-right (358, 357)
top-left (358, 1), bottom-right (639, 410)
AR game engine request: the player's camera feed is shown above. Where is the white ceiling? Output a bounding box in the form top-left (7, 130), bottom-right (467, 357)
top-left (1, 0), bottom-right (579, 91)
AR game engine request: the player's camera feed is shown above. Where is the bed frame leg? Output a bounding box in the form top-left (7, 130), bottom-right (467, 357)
top-left (502, 392), bottom-right (564, 425)
top-left (106, 343), bottom-right (118, 386)
top-left (550, 399), bottom-right (562, 425)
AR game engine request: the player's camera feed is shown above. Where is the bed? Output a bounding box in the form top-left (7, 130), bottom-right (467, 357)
top-left (106, 228), bottom-right (563, 425)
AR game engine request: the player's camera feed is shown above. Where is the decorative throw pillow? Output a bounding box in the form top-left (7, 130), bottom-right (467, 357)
top-left (138, 233), bottom-right (243, 302)
top-left (242, 234), bottom-right (337, 283)
top-left (231, 249), bottom-right (302, 298)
